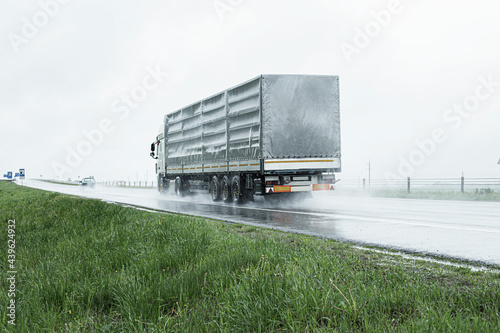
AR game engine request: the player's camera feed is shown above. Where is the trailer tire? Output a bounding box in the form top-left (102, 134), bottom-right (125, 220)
top-left (231, 175), bottom-right (243, 204)
top-left (221, 175), bottom-right (232, 202)
top-left (210, 176), bottom-right (221, 202)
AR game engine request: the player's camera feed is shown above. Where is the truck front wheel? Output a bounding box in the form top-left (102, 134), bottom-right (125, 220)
top-left (174, 177), bottom-right (184, 197)
top-left (158, 175), bottom-right (169, 193)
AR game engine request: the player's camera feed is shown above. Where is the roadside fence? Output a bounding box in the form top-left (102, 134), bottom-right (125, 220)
top-left (99, 181), bottom-right (155, 188)
top-left (337, 177), bottom-right (500, 193)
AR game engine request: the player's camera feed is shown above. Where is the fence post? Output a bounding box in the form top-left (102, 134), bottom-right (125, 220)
top-left (363, 178), bottom-right (366, 190)
top-left (461, 176), bottom-right (465, 193)
top-left (407, 177), bottom-right (411, 193)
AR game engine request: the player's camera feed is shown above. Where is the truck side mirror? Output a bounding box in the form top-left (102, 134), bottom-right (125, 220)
top-left (151, 143), bottom-right (155, 152)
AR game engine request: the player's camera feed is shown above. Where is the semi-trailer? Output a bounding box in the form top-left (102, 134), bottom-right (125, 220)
top-left (150, 74), bottom-right (341, 203)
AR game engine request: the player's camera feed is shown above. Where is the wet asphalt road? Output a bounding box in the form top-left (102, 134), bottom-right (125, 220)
top-left (22, 180), bottom-right (500, 266)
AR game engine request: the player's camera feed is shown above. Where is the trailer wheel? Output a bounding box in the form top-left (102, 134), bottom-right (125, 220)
top-left (231, 175), bottom-right (243, 204)
top-left (174, 177), bottom-right (184, 197)
top-left (210, 176), bottom-right (221, 202)
top-left (221, 175), bottom-right (232, 202)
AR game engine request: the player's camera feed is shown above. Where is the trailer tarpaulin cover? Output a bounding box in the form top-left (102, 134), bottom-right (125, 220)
top-left (261, 75), bottom-right (340, 159)
top-left (227, 77), bottom-right (261, 159)
top-left (164, 74), bottom-right (340, 166)
top-left (202, 92), bottom-right (227, 162)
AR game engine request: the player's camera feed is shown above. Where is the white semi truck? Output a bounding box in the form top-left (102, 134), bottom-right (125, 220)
top-left (150, 74), bottom-right (341, 203)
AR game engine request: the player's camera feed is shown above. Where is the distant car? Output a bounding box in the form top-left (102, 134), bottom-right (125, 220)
top-left (80, 177), bottom-right (96, 187)
top-left (116, 180), bottom-right (127, 186)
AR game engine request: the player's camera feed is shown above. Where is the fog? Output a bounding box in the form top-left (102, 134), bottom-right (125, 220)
top-left (1, 0), bottom-right (500, 182)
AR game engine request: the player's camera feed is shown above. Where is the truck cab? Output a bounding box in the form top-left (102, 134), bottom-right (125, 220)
top-left (151, 132), bottom-right (167, 191)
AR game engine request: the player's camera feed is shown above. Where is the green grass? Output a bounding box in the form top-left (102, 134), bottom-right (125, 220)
top-left (0, 181), bottom-right (499, 332)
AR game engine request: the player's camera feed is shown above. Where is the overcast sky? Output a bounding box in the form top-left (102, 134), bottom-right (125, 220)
top-left (1, 0), bottom-right (500, 183)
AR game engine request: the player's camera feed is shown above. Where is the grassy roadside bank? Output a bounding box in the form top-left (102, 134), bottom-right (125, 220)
top-left (1, 182), bottom-right (499, 331)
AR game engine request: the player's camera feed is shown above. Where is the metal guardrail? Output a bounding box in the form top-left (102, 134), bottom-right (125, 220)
top-left (99, 181), bottom-right (155, 188)
top-left (42, 177), bottom-right (500, 194)
top-left (336, 177), bottom-right (500, 193)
